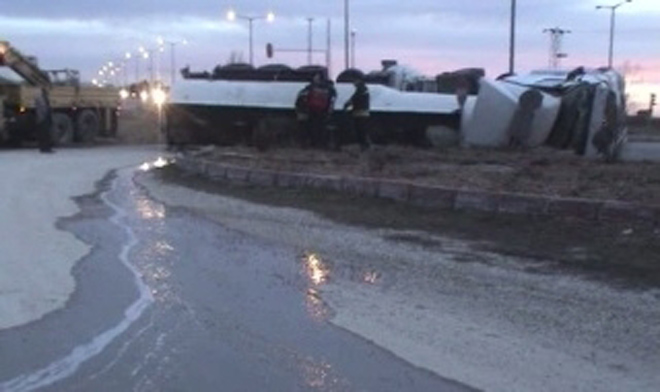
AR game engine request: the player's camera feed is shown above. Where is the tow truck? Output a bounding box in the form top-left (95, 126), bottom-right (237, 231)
top-left (0, 40), bottom-right (120, 145)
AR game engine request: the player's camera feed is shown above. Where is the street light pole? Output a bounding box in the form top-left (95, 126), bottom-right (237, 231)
top-left (326, 19), bottom-right (332, 75)
top-left (122, 62), bottom-right (129, 86)
top-left (596, 0), bottom-right (632, 69)
top-left (509, 0), bottom-right (516, 74)
top-left (344, 0), bottom-right (350, 70)
top-left (248, 17), bottom-right (255, 65)
top-left (170, 43), bottom-right (176, 86)
top-left (608, 8), bottom-right (616, 68)
top-left (125, 52), bottom-right (136, 84)
top-left (307, 17), bottom-right (314, 65)
top-left (148, 51), bottom-right (154, 85)
top-left (350, 29), bottom-right (356, 68)
top-left (227, 10), bottom-right (274, 66)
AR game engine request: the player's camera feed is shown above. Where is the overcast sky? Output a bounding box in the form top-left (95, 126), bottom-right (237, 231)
top-left (1, 0), bottom-right (658, 110)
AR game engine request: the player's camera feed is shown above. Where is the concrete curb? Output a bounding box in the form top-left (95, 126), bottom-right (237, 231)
top-left (175, 157), bottom-right (660, 227)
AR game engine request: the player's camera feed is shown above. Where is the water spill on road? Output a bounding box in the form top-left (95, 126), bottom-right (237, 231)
top-left (0, 170), bottom-right (155, 392)
top-left (1, 162), bottom-right (476, 391)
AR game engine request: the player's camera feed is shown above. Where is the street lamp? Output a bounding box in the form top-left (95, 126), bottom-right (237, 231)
top-left (227, 9), bottom-right (275, 65)
top-left (596, 0), bottom-right (632, 69)
top-left (157, 38), bottom-right (188, 86)
top-left (138, 46), bottom-right (155, 84)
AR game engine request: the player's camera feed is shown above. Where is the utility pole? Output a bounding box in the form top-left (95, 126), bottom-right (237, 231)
top-left (326, 19), bottom-right (332, 75)
top-left (509, 0), bottom-right (516, 74)
top-left (149, 51), bottom-right (154, 85)
top-left (350, 29), bottom-right (356, 68)
top-left (344, 0), bottom-right (350, 70)
top-left (307, 17), bottom-right (314, 65)
top-left (170, 43), bottom-right (176, 86)
top-left (543, 27), bottom-right (571, 69)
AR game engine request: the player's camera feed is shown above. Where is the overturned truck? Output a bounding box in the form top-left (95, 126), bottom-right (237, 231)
top-left (166, 64), bottom-right (465, 148)
top-left (462, 67), bottom-right (627, 160)
top-left (165, 64), bottom-right (627, 159)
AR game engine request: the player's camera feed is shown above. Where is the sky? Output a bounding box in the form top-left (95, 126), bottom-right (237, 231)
top-left (1, 0), bottom-right (658, 112)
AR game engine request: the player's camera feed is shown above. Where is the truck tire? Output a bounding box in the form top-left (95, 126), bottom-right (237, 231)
top-left (51, 112), bottom-right (74, 146)
top-left (76, 109), bottom-right (100, 143)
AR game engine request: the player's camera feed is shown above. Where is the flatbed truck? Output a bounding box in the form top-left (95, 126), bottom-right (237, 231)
top-left (0, 40), bottom-right (120, 145)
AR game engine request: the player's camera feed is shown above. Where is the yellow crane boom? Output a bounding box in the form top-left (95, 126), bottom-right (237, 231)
top-left (0, 41), bottom-right (51, 87)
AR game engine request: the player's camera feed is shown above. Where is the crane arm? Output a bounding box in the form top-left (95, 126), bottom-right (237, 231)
top-left (0, 41), bottom-right (51, 87)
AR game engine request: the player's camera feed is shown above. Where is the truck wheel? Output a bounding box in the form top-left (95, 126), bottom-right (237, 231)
top-left (51, 112), bottom-right (74, 146)
top-left (76, 110), bottom-right (100, 143)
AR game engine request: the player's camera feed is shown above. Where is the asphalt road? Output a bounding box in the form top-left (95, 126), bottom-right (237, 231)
top-left (0, 167), bottom-right (474, 392)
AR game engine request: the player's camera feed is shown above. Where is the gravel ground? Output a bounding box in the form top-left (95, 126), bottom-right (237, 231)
top-left (140, 165), bottom-right (660, 392)
top-left (192, 145), bottom-right (660, 205)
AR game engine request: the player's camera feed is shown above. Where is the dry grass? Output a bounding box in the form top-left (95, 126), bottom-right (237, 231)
top-left (196, 145), bottom-right (660, 205)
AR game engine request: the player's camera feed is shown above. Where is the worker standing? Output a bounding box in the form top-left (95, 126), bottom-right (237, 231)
top-left (34, 87), bottom-right (54, 153)
top-left (305, 73), bottom-right (336, 149)
top-left (294, 84), bottom-right (311, 147)
top-left (343, 78), bottom-right (370, 151)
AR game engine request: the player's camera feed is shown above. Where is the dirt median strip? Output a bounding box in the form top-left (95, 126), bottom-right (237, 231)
top-left (176, 155), bottom-right (660, 227)
top-left (154, 163), bottom-right (660, 287)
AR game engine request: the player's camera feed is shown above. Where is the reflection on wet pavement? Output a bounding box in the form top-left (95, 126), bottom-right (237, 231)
top-left (136, 198), bottom-right (166, 220)
top-left (139, 156), bottom-right (173, 172)
top-left (362, 271), bottom-right (380, 285)
top-left (299, 358), bottom-right (341, 390)
top-left (304, 252), bottom-right (330, 286)
top-left (305, 288), bottom-right (330, 322)
top-left (303, 251), bottom-right (382, 287)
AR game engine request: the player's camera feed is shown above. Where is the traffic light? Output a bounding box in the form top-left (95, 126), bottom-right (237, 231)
top-left (266, 43), bottom-right (273, 59)
top-left (651, 93), bottom-right (657, 107)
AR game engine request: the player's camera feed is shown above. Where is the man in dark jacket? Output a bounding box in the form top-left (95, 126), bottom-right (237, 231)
top-left (294, 84), bottom-right (311, 147)
top-left (34, 87), bottom-right (54, 153)
top-left (343, 79), bottom-right (370, 151)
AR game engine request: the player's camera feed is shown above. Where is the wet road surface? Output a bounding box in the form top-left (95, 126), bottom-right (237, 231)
top-left (0, 167), bottom-right (475, 391)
